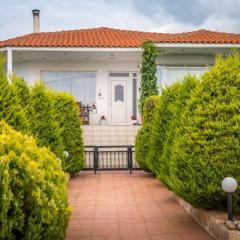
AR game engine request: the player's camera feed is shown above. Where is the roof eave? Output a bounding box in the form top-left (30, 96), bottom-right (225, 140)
top-left (156, 43), bottom-right (240, 48)
top-left (0, 46), bottom-right (143, 51)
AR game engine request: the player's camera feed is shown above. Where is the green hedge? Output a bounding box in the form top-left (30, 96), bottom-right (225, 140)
top-left (143, 52), bottom-right (240, 211)
top-left (154, 76), bottom-right (199, 185)
top-left (28, 82), bottom-right (65, 158)
top-left (52, 92), bottom-right (85, 173)
top-left (168, 53), bottom-right (240, 210)
top-left (10, 74), bottom-right (30, 110)
top-left (0, 60), bottom-right (28, 133)
top-left (0, 121), bottom-right (71, 239)
top-left (146, 82), bottom-right (183, 174)
top-left (135, 96), bottom-right (160, 171)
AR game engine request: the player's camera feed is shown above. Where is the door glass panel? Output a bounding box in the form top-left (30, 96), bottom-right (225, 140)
top-left (115, 85), bottom-right (124, 102)
top-left (109, 72), bottom-right (129, 77)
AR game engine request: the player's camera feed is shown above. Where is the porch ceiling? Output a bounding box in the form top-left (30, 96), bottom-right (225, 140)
top-left (157, 46), bottom-right (236, 56)
top-left (13, 50), bottom-right (141, 63)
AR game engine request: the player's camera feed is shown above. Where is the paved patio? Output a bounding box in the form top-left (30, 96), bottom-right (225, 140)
top-left (66, 171), bottom-right (213, 240)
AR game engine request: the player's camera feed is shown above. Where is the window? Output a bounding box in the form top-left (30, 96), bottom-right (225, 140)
top-left (41, 71), bottom-right (96, 106)
top-left (156, 66), bottom-right (163, 86)
top-left (165, 68), bottom-right (206, 86)
top-left (115, 85), bottom-right (124, 102)
top-left (156, 66), bottom-right (207, 88)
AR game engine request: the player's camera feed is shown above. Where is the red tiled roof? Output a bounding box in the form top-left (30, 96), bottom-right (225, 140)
top-left (1, 27), bottom-right (240, 48)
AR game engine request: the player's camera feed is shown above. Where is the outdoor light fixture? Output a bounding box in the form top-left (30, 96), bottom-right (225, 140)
top-left (222, 177), bottom-right (238, 221)
top-left (63, 151), bottom-right (69, 159)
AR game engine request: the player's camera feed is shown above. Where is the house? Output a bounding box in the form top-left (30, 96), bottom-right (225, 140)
top-left (1, 9), bottom-right (240, 126)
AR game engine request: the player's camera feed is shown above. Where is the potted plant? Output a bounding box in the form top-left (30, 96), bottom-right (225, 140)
top-left (131, 115), bottom-right (138, 125)
top-left (99, 115), bottom-right (107, 125)
top-left (92, 104), bottom-right (97, 114)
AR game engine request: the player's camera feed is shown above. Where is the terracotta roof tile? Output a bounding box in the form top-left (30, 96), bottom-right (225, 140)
top-left (0, 27), bottom-right (240, 48)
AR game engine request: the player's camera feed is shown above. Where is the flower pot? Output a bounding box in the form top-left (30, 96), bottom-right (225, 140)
top-left (100, 119), bottom-right (107, 125)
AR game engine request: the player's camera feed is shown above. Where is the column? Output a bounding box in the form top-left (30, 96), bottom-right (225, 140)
top-left (7, 48), bottom-right (12, 81)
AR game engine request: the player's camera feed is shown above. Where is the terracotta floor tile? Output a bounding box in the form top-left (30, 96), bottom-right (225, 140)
top-left (66, 171), bottom-right (213, 240)
top-left (146, 221), bottom-right (172, 235)
top-left (150, 233), bottom-right (181, 240)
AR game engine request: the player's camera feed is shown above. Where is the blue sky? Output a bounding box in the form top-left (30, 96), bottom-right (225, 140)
top-left (0, 0), bottom-right (240, 40)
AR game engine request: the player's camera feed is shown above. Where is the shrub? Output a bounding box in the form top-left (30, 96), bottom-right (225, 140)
top-left (135, 96), bottom-right (160, 171)
top-left (157, 76), bottom-right (199, 186)
top-left (139, 41), bottom-right (159, 113)
top-left (10, 74), bottom-right (30, 109)
top-left (0, 57), bottom-right (28, 133)
top-left (147, 82), bottom-right (182, 174)
top-left (52, 92), bottom-right (85, 173)
top-left (0, 121), bottom-right (71, 239)
top-left (168, 52), bottom-right (240, 211)
top-left (28, 82), bottom-right (64, 157)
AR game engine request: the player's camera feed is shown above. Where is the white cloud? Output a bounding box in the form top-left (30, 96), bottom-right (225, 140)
top-left (0, 0), bottom-right (239, 40)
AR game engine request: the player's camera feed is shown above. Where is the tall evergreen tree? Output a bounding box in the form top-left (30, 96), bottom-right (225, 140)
top-left (28, 82), bottom-right (64, 157)
top-left (0, 55), bottom-right (28, 132)
top-left (51, 92), bottom-right (85, 173)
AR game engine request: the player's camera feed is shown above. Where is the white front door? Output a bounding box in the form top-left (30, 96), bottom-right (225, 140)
top-left (111, 80), bottom-right (127, 124)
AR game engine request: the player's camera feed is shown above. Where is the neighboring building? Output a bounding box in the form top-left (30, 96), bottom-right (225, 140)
top-left (1, 9), bottom-right (240, 126)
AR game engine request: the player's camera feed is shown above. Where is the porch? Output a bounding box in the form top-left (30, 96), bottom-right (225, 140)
top-left (6, 48), bottom-right (142, 125)
top-left (2, 45), bottom-right (233, 126)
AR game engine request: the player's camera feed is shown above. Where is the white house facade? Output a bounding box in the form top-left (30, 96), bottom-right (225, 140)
top-left (1, 10), bottom-right (240, 126)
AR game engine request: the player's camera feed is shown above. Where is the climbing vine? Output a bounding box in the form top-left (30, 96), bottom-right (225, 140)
top-left (139, 41), bottom-right (159, 114)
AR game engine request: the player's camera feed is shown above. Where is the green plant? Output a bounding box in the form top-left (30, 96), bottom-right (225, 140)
top-left (168, 52), bottom-right (240, 211)
top-left (0, 56), bottom-right (28, 133)
top-left (52, 92), bottom-right (85, 173)
top-left (28, 82), bottom-right (64, 157)
top-left (147, 83), bottom-right (182, 174)
top-left (157, 75), bottom-right (199, 186)
top-left (139, 41), bottom-right (159, 114)
top-left (10, 74), bottom-right (30, 109)
top-left (0, 121), bottom-right (71, 239)
top-left (135, 96), bottom-right (160, 171)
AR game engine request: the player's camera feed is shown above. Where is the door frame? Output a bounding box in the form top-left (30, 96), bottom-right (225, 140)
top-left (110, 79), bottom-right (127, 124)
top-left (108, 72), bottom-right (132, 125)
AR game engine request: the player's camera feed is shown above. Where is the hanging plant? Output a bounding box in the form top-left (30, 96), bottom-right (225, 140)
top-left (139, 41), bottom-right (159, 114)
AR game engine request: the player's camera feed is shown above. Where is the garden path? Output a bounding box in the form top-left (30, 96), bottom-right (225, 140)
top-left (66, 171), bottom-right (213, 240)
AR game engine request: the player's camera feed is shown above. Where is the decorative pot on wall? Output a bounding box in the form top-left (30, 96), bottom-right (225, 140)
top-left (99, 116), bottom-right (107, 125)
top-left (131, 115), bottom-right (138, 125)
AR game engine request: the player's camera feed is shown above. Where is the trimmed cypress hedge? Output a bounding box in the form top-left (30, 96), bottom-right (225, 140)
top-left (168, 53), bottom-right (240, 210)
top-left (0, 121), bottom-right (71, 239)
top-left (154, 76), bottom-right (199, 185)
top-left (10, 74), bottom-right (30, 109)
top-left (52, 92), bottom-right (85, 173)
top-left (137, 52), bottom-right (240, 211)
top-left (28, 82), bottom-right (64, 157)
top-left (135, 96), bottom-right (160, 171)
top-left (146, 82), bottom-right (183, 174)
top-left (0, 60), bottom-right (28, 133)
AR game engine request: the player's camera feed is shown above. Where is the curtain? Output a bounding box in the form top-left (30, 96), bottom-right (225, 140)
top-left (42, 71), bottom-right (96, 106)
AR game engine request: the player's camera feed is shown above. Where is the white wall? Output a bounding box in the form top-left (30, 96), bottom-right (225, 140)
top-left (13, 60), bottom-right (140, 125)
top-left (156, 53), bottom-right (215, 66)
top-left (13, 52), bottom-right (217, 125)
